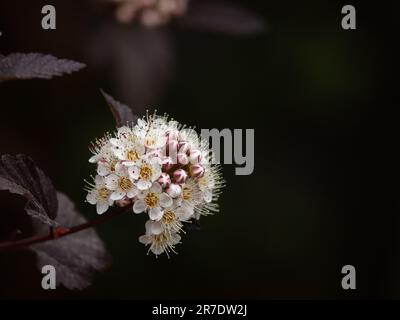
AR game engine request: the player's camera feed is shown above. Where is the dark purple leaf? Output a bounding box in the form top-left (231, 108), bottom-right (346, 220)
top-left (0, 155), bottom-right (58, 226)
top-left (0, 53), bottom-right (85, 82)
top-left (100, 89), bottom-right (138, 127)
top-left (178, 0), bottom-right (267, 36)
top-left (31, 192), bottom-right (109, 290)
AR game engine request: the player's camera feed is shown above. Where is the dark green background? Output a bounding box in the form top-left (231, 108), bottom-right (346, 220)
top-left (0, 0), bottom-right (398, 299)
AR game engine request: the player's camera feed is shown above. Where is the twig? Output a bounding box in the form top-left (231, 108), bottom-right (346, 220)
top-left (0, 206), bottom-right (130, 252)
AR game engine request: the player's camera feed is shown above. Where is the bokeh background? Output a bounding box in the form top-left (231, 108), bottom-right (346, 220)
top-left (0, 0), bottom-right (398, 299)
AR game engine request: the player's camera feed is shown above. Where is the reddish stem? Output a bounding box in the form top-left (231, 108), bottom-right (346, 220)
top-left (0, 206), bottom-right (130, 252)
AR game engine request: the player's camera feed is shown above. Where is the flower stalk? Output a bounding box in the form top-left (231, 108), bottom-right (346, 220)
top-left (0, 206), bottom-right (130, 252)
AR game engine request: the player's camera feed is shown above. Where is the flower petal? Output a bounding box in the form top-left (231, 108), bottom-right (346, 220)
top-left (86, 191), bottom-right (97, 205)
top-left (137, 144), bottom-right (145, 155)
top-left (139, 235), bottom-right (152, 245)
top-left (133, 199), bottom-right (146, 213)
top-left (176, 206), bottom-right (193, 221)
top-left (96, 201), bottom-right (109, 214)
top-left (89, 155), bottom-right (98, 163)
top-left (113, 147), bottom-right (125, 160)
top-left (169, 232), bottom-right (181, 245)
top-left (151, 167), bottom-right (162, 182)
top-left (137, 118), bottom-right (146, 128)
top-left (95, 175), bottom-right (104, 186)
top-left (149, 207), bottom-right (163, 221)
top-left (111, 190), bottom-right (125, 201)
top-left (147, 220), bottom-right (163, 235)
top-left (114, 163), bottom-right (126, 175)
top-left (150, 156), bottom-right (162, 166)
top-left (150, 182), bottom-right (162, 193)
top-left (128, 166), bottom-right (140, 180)
top-left (127, 187), bottom-right (138, 199)
top-left (97, 164), bottom-right (110, 176)
top-left (109, 138), bottom-right (119, 146)
top-left (105, 174), bottom-right (119, 190)
top-left (144, 220), bottom-right (154, 234)
top-left (137, 190), bottom-right (147, 199)
top-left (137, 179), bottom-right (152, 190)
top-left (159, 193), bottom-right (173, 208)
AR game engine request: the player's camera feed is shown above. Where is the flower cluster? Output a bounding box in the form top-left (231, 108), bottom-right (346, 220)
top-left (112, 0), bottom-right (188, 27)
top-left (86, 112), bottom-right (223, 257)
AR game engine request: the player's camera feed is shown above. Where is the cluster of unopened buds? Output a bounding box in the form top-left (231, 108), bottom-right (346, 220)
top-left (111, 0), bottom-right (188, 26)
top-left (86, 112), bottom-right (223, 257)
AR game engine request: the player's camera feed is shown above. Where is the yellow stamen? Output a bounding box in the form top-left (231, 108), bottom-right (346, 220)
top-left (98, 188), bottom-right (110, 199)
top-left (182, 186), bottom-right (192, 200)
top-left (118, 177), bottom-right (133, 191)
top-left (140, 165), bottom-right (153, 180)
top-left (145, 137), bottom-right (156, 147)
top-left (145, 192), bottom-right (159, 208)
top-left (162, 210), bottom-right (176, 224)
top-left (127, 149), bottom-right (139, 161)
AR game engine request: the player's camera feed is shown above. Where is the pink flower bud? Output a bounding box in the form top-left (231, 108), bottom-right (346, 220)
top-left (173, 169), bottom-right (187, 183)
top-left (190, 164), bottom-right (205, 178)
top-left (166, 129), bottom-right (179, 142)
top-left (166, 183), bottom-right (182, 198)
top-left (189, 149), bottom-right (202, 164)
top-left (177, 153), bottom-right (189, 165)
top-left (162, 157), bottom-right (174, 171)
top-left (115, 197), bottom-right (132, 207)
top-left (167, 140), bottom-right (178, 156)
top-left (158, 172), bottom-right (171, 188)
top-left (178, 141), bottom-right (190, 154)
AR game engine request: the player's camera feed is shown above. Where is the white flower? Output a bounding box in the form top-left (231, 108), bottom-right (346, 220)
top-left (133, 182), bottom-right (173, 220)
top-left (96, 145), bottom-right (120, 177)
top-left (134, 114), bottom-right (169, 149)
top-left (109, 126), bottom-right (133, 145)
top-left (195, 166), bottom-right (224, 218)
top-left (173, 179), bottom-right (204, 218)
top-left (134, 114), bottom-right (166, 132)
top-left (178, 179), bottom-right (202, 206)
top-left (166, 183), bottom-right (182, 198)
top-left (160, 203), bottom-right (193, 235)
top-left (128, 156), bottom-right (162, 190)
top-left (198, 166), bottom-right (224, 203)
top-left (138, 220), bottom-right (181, 257)
top-left (89, 134), bottom-right (113, 164)
top-left (111, 126), bottom-right (145, 166)
top-left (136, 127), bottom-right (167, 150)
top-left (86, 175), bottom-right (114, 214)
top-left (105, 163), bottom-right (138, 200)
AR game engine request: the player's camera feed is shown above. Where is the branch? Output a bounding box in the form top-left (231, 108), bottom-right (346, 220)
top-left (0, 206), bottom-right (130, 252)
